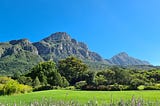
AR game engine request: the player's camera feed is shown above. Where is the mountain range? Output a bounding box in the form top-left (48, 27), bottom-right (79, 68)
top-left (0, 32), bottom-right (151, 75)
top-left (107, 52), bottom-right (150, 66)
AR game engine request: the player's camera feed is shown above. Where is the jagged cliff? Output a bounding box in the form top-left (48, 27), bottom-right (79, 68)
top-left (0, 32), bottom-right (151, 75)
top-left (0, 32), bottom-right (106, 74)
top-left (33, 32), bottom-right (104, 62)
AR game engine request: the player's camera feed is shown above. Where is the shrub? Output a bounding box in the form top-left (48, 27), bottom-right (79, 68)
top-left (33, 77), bottom-right (41, 87)
top-left (61, 77), bottom-right (69, 88)
top-left (144, 86), bottom-right (160, 90)
top-left (18, 84), bottom-right (32, 93)
top-left (106, 84), bottom-right (129, 91)
top-left (0, 77), bottom-right (32, 95)
top-left (155, 84), bottom-right (160, 88)
top-left (52, 86), bottom-right (61, 89)
top-left (137, 85), bottom-right (145, 90)
top-left (0, 84), bottom-right (4, 95)
top-left (75, 81), bottom-right (87, 89)
top-left (82, 84), bottom-right (129, 91)
top-left (97, 85), bottom-right (107, 90)
top-left (65, 86), bottom-right (75, 90)
top-left (33, 85), bottom-right (53, 91)
top-left (130, 79), bottom-right (145, 89)
top-left (0, 77), bottom-right (11, 84)
top-left (81, 85), bottom-right (96, 90)
top-left (3, 79), bottom-right (19, 95)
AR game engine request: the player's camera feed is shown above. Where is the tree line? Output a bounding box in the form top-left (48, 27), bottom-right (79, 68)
top-left (1, 56), bottom-right (160, 95)
top-left (13, 56), bottom-right (160, 91)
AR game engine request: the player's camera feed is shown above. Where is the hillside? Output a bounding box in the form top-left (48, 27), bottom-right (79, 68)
top-left (33, 32), bottom-right (105, 62)
top-left (107, 52), bottom-right (150, 66)
top-left (0, 39), bottom-right (43, 75)
top-left (0, 32), bottom-right (107, 74)
top-left (0, 32), bottom-right (152, 75)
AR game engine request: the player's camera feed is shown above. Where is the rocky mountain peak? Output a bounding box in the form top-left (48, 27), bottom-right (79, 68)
top-left (43, 32), bottom-right (71, 42)
top-left (117, 52), bottom-right (128, 56)
top-left (108, 52), bottom-right (150, 66)
top-left (33, 32), bottom-right (104, 62)
top-left (0, 32), bottom-right (153, 75)
top-left (9, 38), bottom-right (31, 45)
top-left (8, 38), bottom-right (39, 55)
top-left (114, 52), bottom-right (130, 59)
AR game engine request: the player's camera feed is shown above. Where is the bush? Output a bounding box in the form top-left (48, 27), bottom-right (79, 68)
top-left (97, 85), bottom-right (107, 90)
top-left (144, 86), bottom-right (160, 90)
top-left (137, 85), bottom-right (145, 90)
top-left (0, 77), bottom-right (32, 95)
top-left (65, 86), bottom-right (75, 90)
top-left (33, 85), bottom-right (53, 91)
top-left (0, 84), bottom-right (4, 95)
top-left (18, 84), bottom-right (32, 93)
top-left (130, 79), bottom-right (145, 89)
top-left (61, 77), bottom-right (69, 88)
top-left (3, 79), bottom-right (20, 95)
top-left (155, 84), bottom-right (160, 88)
top-left (52, 86), bottom-right (61, 89)
top-left (81, 84), bottom-right (129, 91)
top-left (75, 81), bottom-right (87, 89)
top-left (81, 85), bottom-right (97, 90)
top-left (0, 77), bottom-right (12, 84)
top-left (105, 84), bottom-right (129, 91)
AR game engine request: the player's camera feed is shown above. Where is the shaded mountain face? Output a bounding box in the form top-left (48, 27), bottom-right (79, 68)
top-left (0, 39), bottom-right (43, 75)
top-left (107, 52), bottom-right (150, 66)
top-left (33, 32), bottom-right (104, 62)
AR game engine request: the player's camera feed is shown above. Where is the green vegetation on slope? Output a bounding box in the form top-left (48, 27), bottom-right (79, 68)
top-left (0, 40), bottom-right (43, 75)
top-left (0, 51), bottom-right (43, 75)
top-left (11, 56), bottom-right (160, 92)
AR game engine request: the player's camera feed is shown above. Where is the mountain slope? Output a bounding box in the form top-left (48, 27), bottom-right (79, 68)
top-left (108, 52), bottom-right (150, 66)
top-left (0, 32), bottom-right (152, 75)
top-left (33, 32), bottom-right (105, 62)
top-left (0, 32), bottom-right (107, 74)
top-left (0, 39), bottom-right (43, 75)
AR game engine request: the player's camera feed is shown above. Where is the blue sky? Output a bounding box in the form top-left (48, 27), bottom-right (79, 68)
top-left (0, 0), bottom-right (160, 65)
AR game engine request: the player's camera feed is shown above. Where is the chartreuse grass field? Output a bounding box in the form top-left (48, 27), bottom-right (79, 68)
top-left (0, 90), bottom-right (160, 106)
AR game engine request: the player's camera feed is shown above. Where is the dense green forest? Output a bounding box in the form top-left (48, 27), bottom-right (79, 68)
top-left (1, 56), bottom-right (160, 95)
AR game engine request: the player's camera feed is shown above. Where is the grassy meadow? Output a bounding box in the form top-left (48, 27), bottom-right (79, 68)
top-left (0, 90), bottom-right (160, 105)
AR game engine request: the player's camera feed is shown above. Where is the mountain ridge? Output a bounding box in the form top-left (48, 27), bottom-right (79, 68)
top-left (0, 32), bottom-right (152, 74)
top-left (33, 32), bottom-right (105, 62)
top-left (107, 52), bottom-right (150, 66)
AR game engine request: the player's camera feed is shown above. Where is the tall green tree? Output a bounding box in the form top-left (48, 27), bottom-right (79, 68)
top-left (94, 75), bottom-right (107, 86)
top-left (33, 77), bottom-right (40, 87)
top-left (96, 70), bottom-right (115, 85)
top-left (58, 56), bottom-right (88, 85)
top-left (27, 61), bottom-right (65, 87)
top-left (110, 66), bottom-right (131, 85)
top-left (82, 71), bottom-right (95, 85)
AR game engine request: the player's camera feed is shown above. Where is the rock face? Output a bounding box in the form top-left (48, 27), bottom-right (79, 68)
top-left (0, 32), bottom-right (106, 74)
top-left (0, 32), bottom-right (151, 74)
top-left (9, 39), bottom-right (39, 54)
top-left (0, 39), bottom-right (40, 58)
top-left (33, 32), bottom-right (104, 62)
top-left (107, 52), bottom-right (150, 66)
top-left (0, 39), bottom-right (43, 75)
